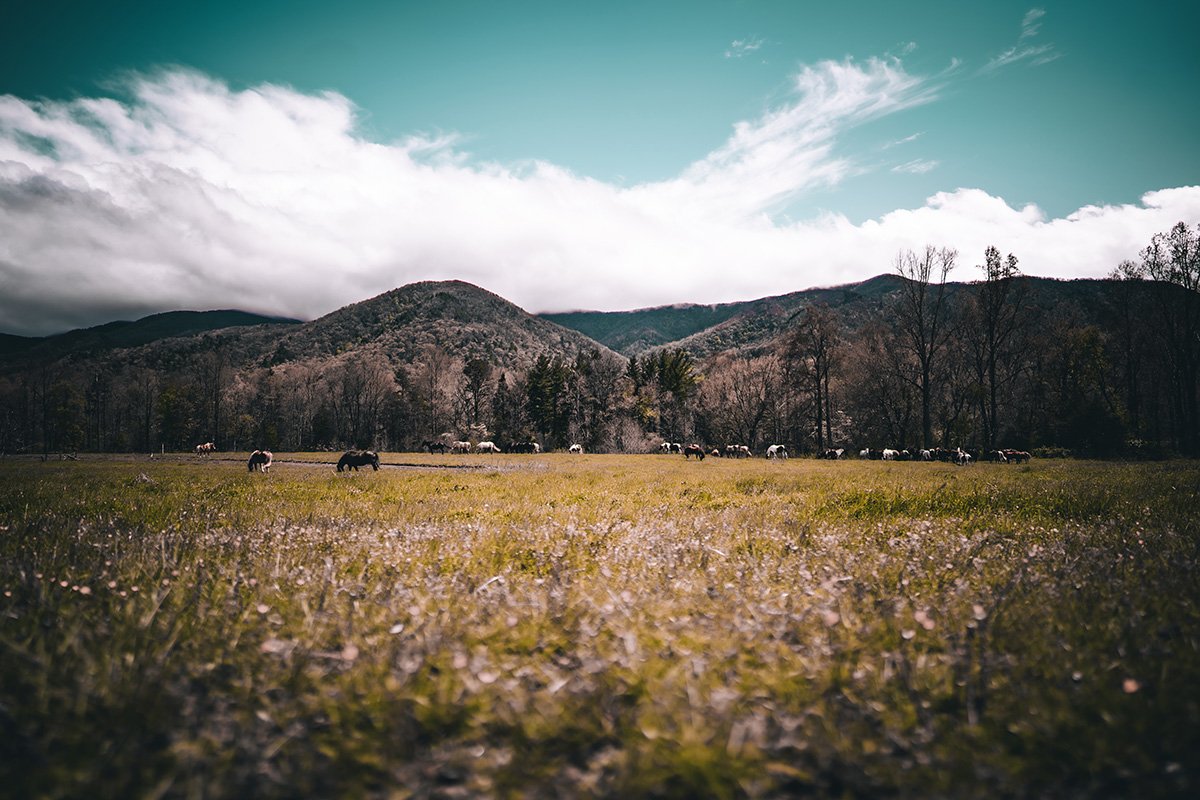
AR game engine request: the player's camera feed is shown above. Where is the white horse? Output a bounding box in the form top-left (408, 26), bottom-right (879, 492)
top-left (475, 441), bottom-right (501, 453)
top-left (451, 441), bottom-right (471, 454)
top-left (766, 444), bottom-right (788, 459)
top-left (568, 443), bottom-right (584, 454)
top-left (882, 448), bottom-right (899, 461)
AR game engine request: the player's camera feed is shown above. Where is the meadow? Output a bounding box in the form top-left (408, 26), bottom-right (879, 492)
top-left (1, 453), bottom-right (1197, 798)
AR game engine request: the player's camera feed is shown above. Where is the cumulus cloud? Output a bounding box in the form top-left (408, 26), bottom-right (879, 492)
top-left (1, 63), bottom-right (1197, 336)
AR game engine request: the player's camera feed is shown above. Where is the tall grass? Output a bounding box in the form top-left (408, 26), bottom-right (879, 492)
top-left (1, 455), bottom-right (1197, 797)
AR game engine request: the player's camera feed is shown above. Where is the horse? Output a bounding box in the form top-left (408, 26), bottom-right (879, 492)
top-left (194, 442), bottom-right (215, 456)
top-left (337, 450), bottom-right (380, 472)
top-left (683, 444), bottom-right (705, 460)
top-left (817, 447), bottom-right (842, 460)
top-left (767, 444), bottom-right (789, 460)
top-left (247, 450), bottom-right (272, 473)
top-left (451, 441), bottom-right (472, 454)
top-left (725, 444), bottom-right (750, 458)
top-left (475, 441), bottom-right (501, 453)
top-left (510, 441), bottom-right (541, 454)
top-left (568, 443), bottom-right (584, 454)
top-left (882, 448), bottom-right (899, 461)
top-left (1003, 449), bottom-right (1032, 463)
top-left (954, 448), bottom-right (973, 466)
top-left (421, 440), bottom-right (448, 454)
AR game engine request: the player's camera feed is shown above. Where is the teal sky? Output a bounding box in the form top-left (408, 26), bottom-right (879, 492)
top-left (1, 1), bottom-right (1199, 334)
top-left (4, 0), bottom-right (1196, 221)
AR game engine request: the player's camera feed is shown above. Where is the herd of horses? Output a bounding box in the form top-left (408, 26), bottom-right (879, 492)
top-left (191, 441), bottom-right (1033, 472)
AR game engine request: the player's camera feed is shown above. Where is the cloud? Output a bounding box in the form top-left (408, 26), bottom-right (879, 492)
top-left (1, 65), bottom-right (1197, 336)
top-left (724, 37), bottom-right (764, 59)
top-left (892, 159), bottom-right (939, 174)
top-left (982, 7), bottom-right (1062, 73)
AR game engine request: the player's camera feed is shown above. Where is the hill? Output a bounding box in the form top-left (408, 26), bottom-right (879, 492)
top-left (540, 274), bottom-right (909, 358)
top-left (255, 280), bottom-right (618, 371)
top-left (0, 310), bottom-right (299, 370)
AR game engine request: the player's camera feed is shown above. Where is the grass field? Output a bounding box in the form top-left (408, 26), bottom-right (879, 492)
top-left (1, 453), bottom-right (1198, 798)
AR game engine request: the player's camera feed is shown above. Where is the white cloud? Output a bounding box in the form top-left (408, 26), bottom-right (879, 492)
top-left (1, 65), bottom-right (1197, 336)
top-left (982, 7), bottom-right (1062, 73)
top-left (892, 158), bottom-right (939, 174)
top-left (724, 37), bottom-right (764, 59)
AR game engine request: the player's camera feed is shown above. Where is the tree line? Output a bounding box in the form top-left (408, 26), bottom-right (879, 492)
top-left (2, 224), bottom-right (1197, 458)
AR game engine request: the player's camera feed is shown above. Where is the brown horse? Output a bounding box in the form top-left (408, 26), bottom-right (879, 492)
top-left (247, 450), bottom-right (272, 472)
top-left (337, 450), bottom-right (380, 472)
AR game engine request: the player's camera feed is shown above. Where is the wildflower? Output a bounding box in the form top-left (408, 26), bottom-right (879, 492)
top-left (1123, 678), bottom-right (1140, 693)
top-left (79, 586), bottom-right (92, 596)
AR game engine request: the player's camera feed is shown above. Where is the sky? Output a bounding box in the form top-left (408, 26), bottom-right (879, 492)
top-left (1, 0), bottom-right (1198, 336)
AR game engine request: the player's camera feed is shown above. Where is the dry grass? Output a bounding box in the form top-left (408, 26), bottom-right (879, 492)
top-left (1, 454), bottom-right (1197, 798)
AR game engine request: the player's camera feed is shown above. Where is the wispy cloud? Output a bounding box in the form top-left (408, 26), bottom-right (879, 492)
top-left (724, 37), bottom-right (764, 59)
top-left (982, 7), bottom-right (1062, 73)
top-left (883, 132), bottom-right (923, 149)
top-left (892, 158), bottom-right (938, 174)
top-left (1, 66), bottom-right (1195, 335)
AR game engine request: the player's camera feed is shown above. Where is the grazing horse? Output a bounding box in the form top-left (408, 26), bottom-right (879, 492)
top-left (421, 440), bottom-right (448, 454)
top-left (1003, 449), bottom-right (1032, 463)
top-left (882, 448), bottom-right (899, 461)
top-left (683, 444), bottom-right (706, 460)
top-left (568, 443), bottom-right (584, 454)
top-left (337, 450), bottom-right (380, 472)
top-left (475, 441), bottom-right (502, 453)
top-left (660, 442), bottom-right (672, 453)
top-left (247, 450), bottom-right (272, 473)
top-left (817, 447), bottom-right (842, 460)
top-left (451, 441), bottom-right (472, 454)
top-left (954, 448), bottom-right (973, 466)
top-left (710, 448), bottom-right (723, 457)
top-left (194, 442), bottom-right (215, 456)
top-left (767, 444), bottom-right (789, 460)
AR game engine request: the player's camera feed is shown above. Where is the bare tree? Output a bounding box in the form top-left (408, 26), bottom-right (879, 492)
top-left (697, 353), bottom-right (783, 449)
top-left (892, 246), bottom-right (957, 448)
top-left (785, 304), bottom-right (841, 450)
top-left (962, 247), bottom-right (1028, 447)
top-left (1124, 222), bottom-right (1200, 454)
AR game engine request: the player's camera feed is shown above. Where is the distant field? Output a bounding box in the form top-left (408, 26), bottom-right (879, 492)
top-left (1, 455), bottom-right (1197, 798)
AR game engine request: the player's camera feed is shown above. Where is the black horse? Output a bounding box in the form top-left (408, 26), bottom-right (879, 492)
top-left (421, 440), bottom-right (448, 454)
top-left (247, 450), bottom-right (272, 472)
top-left (337, 450), bottom-right (380, 472)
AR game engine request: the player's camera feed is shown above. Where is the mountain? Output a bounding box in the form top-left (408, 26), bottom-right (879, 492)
top-left (540, 274), bottom-right (909, 358)
top-left (2, 274), bottom-right (1175, 379)
top-left (0, 280), bottom-right (620, 377)
top-left (254, 280), bottom-right (618, 371)
top-left (0, 310), bottom-right (299, 368)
